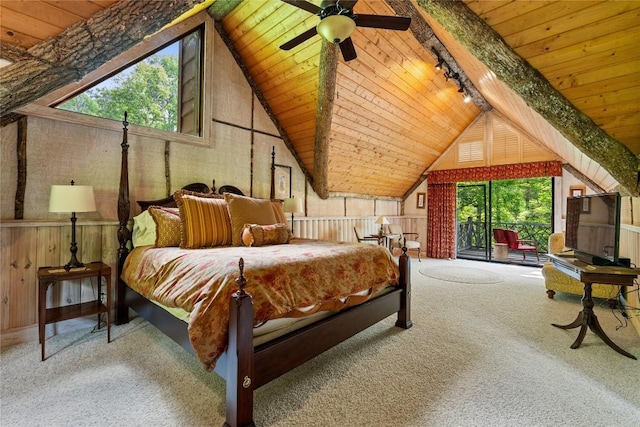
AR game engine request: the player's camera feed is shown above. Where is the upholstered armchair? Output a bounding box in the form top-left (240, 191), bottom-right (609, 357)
top-left (388, 224), bottom-right (421, 261)
top-left (541, 232), bottom-right (617, 299)
top-left (353, 227), bottom-right (379, 244)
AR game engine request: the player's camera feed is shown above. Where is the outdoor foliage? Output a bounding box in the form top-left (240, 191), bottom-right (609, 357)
top-left (59, 55), bottom-right (179, 132)
top-left (457, 177), bottom-right (552, 225)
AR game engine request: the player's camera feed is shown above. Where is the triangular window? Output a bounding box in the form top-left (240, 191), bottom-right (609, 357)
top-left (57, 27), bottom-right (202, 136)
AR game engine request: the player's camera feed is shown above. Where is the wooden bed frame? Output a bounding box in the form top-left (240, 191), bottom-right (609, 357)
top-left (114, 115), bottom-right (413, 427)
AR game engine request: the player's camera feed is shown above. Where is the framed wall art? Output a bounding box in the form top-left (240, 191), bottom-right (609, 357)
top-left (416, 192), bottom-right (426, 209)
top-left (570, 186), bottom-right (585, 197)
top-left (274, 164), bottom-right (292, 200)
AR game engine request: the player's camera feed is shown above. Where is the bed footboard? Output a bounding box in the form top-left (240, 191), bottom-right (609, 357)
top-left (223, 250), bottom-right (412, 427)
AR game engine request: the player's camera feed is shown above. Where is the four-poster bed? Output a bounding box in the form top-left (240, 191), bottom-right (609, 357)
top-left (114, 115), bottom-right (412, 427)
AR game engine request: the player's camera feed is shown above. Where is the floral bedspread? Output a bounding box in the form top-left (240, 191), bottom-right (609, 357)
top-left (122, 239), bottom-right (399, 370)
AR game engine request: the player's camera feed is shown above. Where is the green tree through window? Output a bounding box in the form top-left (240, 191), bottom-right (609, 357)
top-left (58, 27), bottom-right (202, 136)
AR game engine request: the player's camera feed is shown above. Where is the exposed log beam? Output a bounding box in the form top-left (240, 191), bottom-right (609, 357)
top-left (416, 0), bottom-right (639, 196)
top-left (0, 0), bottom-right (203, 116)
top-left (0, 42), bottom-right (33, 63)
top-left (313, 40), bottom-right (339, 200)
top-left (386, 0), bottom-right (490, 112)
top-left (208, 0), bottom-right (244, 21)
top-left (15, 116), bottom-right (27, 220)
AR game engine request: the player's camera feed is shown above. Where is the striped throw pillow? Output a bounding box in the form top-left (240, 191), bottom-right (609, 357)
top-left (174, 191), bottom-right (232, 248)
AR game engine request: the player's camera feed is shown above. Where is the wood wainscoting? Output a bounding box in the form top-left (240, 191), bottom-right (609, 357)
top-left (0, 216), bottom-right (426, 346)
top-left (0, 220), bottom-right (119, 346)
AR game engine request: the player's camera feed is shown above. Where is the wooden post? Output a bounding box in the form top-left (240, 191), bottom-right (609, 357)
top-left (396, 246), bottom-right (413, 329)
top-left (224, 258), bottom-right (256, 427)
top-left (116, 113), bottom-right (131, 325)
top-left (14, 116), bottom-right (27, 219)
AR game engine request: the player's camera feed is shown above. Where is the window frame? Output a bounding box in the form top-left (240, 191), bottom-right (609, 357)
top-left (17, 11), bottom-right (213, 147)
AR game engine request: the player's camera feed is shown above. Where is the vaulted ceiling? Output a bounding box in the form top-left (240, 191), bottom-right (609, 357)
top-left (1, 0), bottom-right (638, 197)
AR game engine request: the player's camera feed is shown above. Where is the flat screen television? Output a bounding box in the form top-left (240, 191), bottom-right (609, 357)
top-left (565, 192), bottom-right (622, 266)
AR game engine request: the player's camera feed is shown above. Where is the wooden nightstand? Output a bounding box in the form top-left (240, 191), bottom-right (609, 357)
top-left (38, 262), bottom-right (111, 361)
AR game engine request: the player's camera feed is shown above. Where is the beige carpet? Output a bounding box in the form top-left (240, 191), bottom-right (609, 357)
top-left (419, 265), bottom-right (504, 284)
top-left (2, 258), bottom-right (639, 426)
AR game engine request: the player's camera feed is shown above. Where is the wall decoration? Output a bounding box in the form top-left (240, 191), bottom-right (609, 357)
top-left (570, 186), bottom-right (584, 197)
top-left (274, 164), bottom-right (292, 200)
top-left (416, 192), bottom-right (426, 209)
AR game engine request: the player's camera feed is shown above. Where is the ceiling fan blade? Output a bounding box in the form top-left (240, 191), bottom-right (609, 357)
top-left (355, 14), bottom-right (411, 31)
top-left (339, 37), bottom-right (357, 62)
top-left (281, 0), bottom-right (322, 15)
top-left (335, 0), bottom-right (358, 8)
top-left (280, 26), bottom-right (318, 50)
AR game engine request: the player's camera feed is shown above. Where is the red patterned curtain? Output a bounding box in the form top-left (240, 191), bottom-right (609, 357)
top-left (427, 161), bottom-right (562, 183)
top-left (427, 183), bottom-right (457, 259)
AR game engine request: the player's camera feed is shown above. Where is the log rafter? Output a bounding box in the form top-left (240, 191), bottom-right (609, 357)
top-left (415, 0), bottom-right (639, 196)
top-left (313, 41), bottom-right (340, 200)
top-left (0, 0), bottom-right (203, 116)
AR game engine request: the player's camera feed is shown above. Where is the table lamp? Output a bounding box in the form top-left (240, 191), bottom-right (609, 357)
top-left (49, 181), bottom-right (96, 270)
top-left (375, 216), bottom-right (389, 235)
top-left (283, 197), bottom-right (304, 235)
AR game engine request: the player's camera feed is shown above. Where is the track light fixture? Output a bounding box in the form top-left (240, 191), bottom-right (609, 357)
top-left (431, 47), bottom-right (473, 104)
top-left (431, 47), bottom-right (444, 71)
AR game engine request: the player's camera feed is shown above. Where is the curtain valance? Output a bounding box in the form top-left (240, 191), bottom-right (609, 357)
top-left (426, 161), bottom-right (562, 184)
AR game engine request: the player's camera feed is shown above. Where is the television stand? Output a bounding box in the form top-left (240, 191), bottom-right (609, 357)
top-left (548, 254), bottom-right (640, 360)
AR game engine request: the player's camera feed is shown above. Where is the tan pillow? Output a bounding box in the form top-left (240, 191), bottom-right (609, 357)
top-left (148, 206), bottom-right (181, 247)
top-left (241, 223), bottom-right (292, 247)
top-left (174, 190), bottom-right (232, 248)
top-left (271, 200), bottom-right (287, 224)
top-left (224, 193), bottom-right (278, 246)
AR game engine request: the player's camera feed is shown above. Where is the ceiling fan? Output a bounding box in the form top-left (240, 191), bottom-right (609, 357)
top-left (279, 0), bottom-right (411, 61)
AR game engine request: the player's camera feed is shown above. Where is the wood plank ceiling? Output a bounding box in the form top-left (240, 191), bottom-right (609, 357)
top-left (1, 0), bottom-right (638, 198)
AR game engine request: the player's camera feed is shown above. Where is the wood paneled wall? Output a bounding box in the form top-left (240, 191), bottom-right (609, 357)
top-left (0, 216), bottom-right (425, 346)
top-left (0, 221), bottom-right (119, 346)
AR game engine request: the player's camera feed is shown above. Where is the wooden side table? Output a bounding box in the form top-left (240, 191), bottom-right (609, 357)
top-left (548, 254), bottom-right (639, 360)
top-left (38, 262), bottom-right (111, 361)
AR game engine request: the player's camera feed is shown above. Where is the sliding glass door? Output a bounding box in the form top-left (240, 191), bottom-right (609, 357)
top-left (456, 178), bottom-right (553, 264)
top-left (457, 183), bottom-right (490, 261)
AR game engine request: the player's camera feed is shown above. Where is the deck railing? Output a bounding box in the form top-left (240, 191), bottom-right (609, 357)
top-left (457, 218), bottom-right (552, 254)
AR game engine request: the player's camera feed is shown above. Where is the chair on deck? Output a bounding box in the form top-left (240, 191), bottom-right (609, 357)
top-left (503, 229), bottom-right (539, 262)
top-left (388, 224), bottom-right (421, 261)
top-left (493, 228), bottom-right (507, 245)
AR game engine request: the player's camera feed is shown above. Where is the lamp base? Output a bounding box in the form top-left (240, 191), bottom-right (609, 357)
top-left (64, 236), bottom-right (84, 271)
top-left (64, 256), bottom-right (85, 271)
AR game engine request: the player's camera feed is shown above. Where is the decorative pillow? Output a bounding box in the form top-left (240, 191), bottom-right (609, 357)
top-left (132, 210), bottom-right (156, 247)
top-left (241, 223), bottom-right (292, 247)
top-left (224, 193), bottom-right (278, 246)
top-left (148, 206), bottom-right (181, 247)
top-left (174, 190), bottom-right (232, 248)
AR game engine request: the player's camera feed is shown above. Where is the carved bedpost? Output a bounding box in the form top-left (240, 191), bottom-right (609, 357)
top-left (396, 244), bottom-right (413, 329)
top-left (116, 112), bottom-right (131, 325)
top-left (269, 146), bottom-right (275, 200)
top-left (225, 258), bottom-right (256, 427)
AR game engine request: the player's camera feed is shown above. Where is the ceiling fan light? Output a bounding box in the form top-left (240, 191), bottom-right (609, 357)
top-left (317, 15), bottom-right (356, 44)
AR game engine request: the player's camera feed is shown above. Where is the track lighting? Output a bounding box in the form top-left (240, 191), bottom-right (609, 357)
top-left (431, 47), bottom-right (444, 71)
top-left (431, 47), bottom-right (473, 104)
top-left (462, 89), bottom-right (472, 103)
top-left (435, 56), bottom-right (444, 71)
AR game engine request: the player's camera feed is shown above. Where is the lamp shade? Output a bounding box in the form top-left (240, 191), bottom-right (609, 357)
top-left (375, 216), bottom-right (390, 225)
top-left (317, 15), bottom-right (356, 44)
top-left (283, 197), bottom-right (303, 214)
top-left (49, 185), bottom-right (96, 213)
